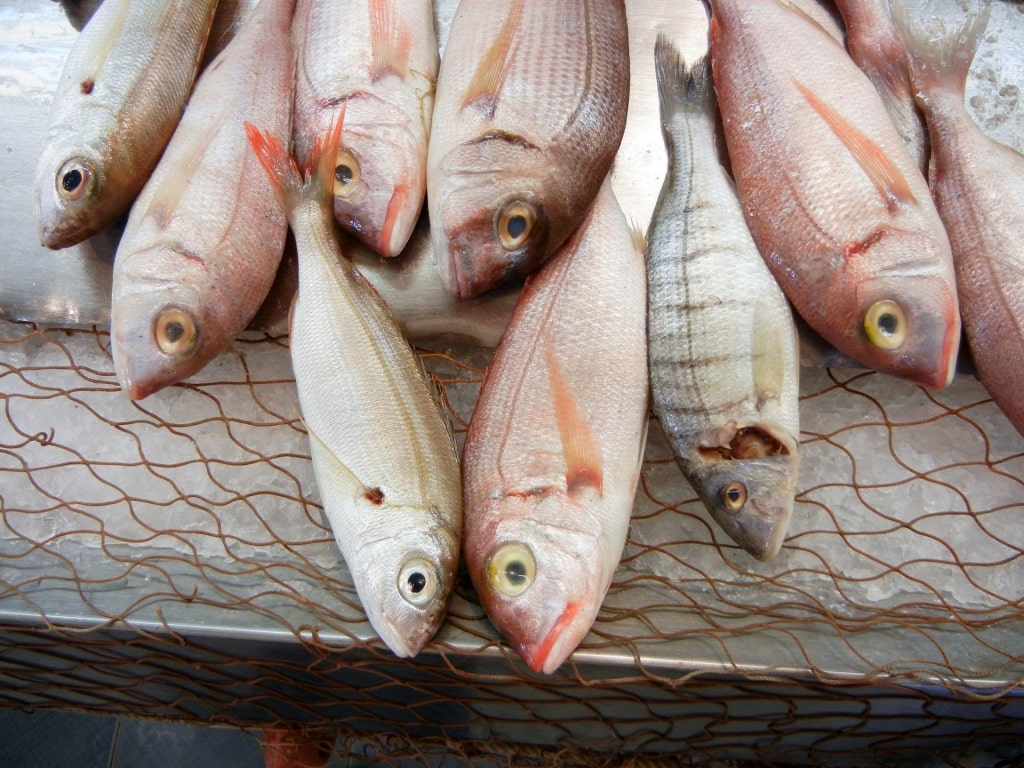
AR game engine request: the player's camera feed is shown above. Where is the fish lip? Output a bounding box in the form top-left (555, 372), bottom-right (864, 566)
top-left (520, 602), bottom-right (582, 675)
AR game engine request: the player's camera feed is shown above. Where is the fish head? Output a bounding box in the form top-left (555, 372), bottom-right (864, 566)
top-left (431, 135), bottom-right (555, 299)
top-left (347, 508), bottom-right (460, 659)
top-left (329, 110), bottom-right (427, 258)
top-left (835, 228), bottom-right (961, 389)
top-left (110, 244), bottom-right (229, 400)
top-left (468, 488), bottom-right (612, 674)
top-left (33, 134), bottom-right (112, 250)
top-left (684, 425), bottom-right (799, 561)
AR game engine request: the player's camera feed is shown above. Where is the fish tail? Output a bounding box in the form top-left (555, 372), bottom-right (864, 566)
top-left (653, 35), bottom-right (716, 121)
top-left (891, 0), bottom-right (991, 104)
top-left (244, 104), bottom-right (347, 220)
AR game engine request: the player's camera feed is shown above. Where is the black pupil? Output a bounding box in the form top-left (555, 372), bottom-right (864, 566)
top-left (335, 165), bottom-right (353, 185)
top-left (726, 486), bottom-right (742, 503)
top-left (164, 321), bottom-right (185, 343)
top-left (878, 313), bottom-right (899, 337)
top-left (407, 571), bottom-right (427, 594)
top-left (506, 214), bottom-right (527, 240)
top-left (504, 560), bottom-right (527, 585)
top-left (62, 169), bottom-right (83, 192)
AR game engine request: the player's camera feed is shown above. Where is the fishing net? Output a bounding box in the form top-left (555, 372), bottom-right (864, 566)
top-left (1, 319), bottom-right (1022, 766)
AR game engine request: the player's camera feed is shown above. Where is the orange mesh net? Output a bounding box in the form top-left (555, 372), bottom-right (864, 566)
top-left (1, 319), bottom-right (1022, 764)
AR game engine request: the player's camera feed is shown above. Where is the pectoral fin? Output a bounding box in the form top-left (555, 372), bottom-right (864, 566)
top-left (545, 342), bottom-right (602, 495)
top-left (461, 0), bottom-right (525, 117)
top-left (369, 0), bottom-right (412, 80)
top-left (794, 79), bottom-right (917, 213)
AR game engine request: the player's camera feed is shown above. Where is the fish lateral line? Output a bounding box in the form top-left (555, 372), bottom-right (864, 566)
top-left (793, 78), bottom-right (917, 213)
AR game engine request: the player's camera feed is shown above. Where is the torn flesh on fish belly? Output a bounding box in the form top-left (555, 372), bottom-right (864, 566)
top-left (426, 0), bottom-right (630, 299)
top-left (706, 0), bottom-right (960, 391)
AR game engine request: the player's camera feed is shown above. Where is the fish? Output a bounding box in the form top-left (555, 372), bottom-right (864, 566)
top-left (647, 41), bottom-right (801, 562)
top-left (246, 110), bottom-right (463, 659)
top-left (833, 0), bottom-right (930, 173)
top-left (110, 0), bottom-right (296, 401)
top-left (462, 179), bottom-right (648, 674)
top-left (706, 0), bottom-right (960, 391)
top-left (291, 0), bottom-right (438, 258)
top-left (426, 0), bottom-right (631, 299)
top-left (892, 2), bottom-right (1024, 436)
top-left (34, 0), bottom-right (220, 250)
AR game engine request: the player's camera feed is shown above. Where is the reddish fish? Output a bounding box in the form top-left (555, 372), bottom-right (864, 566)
top-left (462, 180), bottom-right (648, 674)
top-left (893, 2), bottom-right (1024, 435)
top-left (707, 0), bottom-right (960, 390)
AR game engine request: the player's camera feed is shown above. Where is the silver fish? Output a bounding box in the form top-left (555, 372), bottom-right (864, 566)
top-left (247, 111), bottom-right (462, 659)
top-left (647, 41), bottom-right (801, 561)
top-left (292, 0), bottom-right (438, 258)
top-left (462, 179), bottom-right (649, 674)
top-left (34, 0), bottom-right (220, 249)
top-left (110, 0), bottom-right (295, 401)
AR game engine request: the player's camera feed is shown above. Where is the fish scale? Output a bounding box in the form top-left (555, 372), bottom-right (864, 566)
top-left (646, 40), bottom-right (800, 562)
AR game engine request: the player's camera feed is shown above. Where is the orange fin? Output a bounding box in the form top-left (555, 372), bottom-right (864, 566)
top-left (794, 79), bottom-right (917, 213)
top-left (244, 121), bottom-right (301, 209)
top-left (545, 341), bottom-right (602, 495)
top-left (369, 0), bottom-right (411, 80)
top-left (461, 0), bottom-right (525, 117)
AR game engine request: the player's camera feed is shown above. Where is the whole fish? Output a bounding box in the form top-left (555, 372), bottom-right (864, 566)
top-left (247, 112), bottom-right (462, 659)
top-left (292, 0), bottom-right (438, 258)
top-left (707, 0), bottom-right (960, 390)
top-left (34, 0), bottom-right (220, 249)
top-left (426, 0), bottom-right (631, 299)
top-left (647, 41), bottom-right (801, 562)
top-left (833, 0), bottom-right (930, 173)
top-left (110, 0), bottom-right (295, 401)
top-left (462, 180), bottom-right (648, 675)
top-left (893, 2), bottom-right (1024, 435)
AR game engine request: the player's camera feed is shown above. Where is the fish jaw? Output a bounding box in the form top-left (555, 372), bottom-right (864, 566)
top-left (110, 244), bottom-right (228, 401)
top-left (466, 489), bottom-right (611, 674)
top-left (327, 99), bottom-right (428, 258)
top-left (429, 138), bottom-right (552, 299)
top-left (341, 511), bottom-right (460, 659)
top-left (676, 426), bottom-right (800, 562)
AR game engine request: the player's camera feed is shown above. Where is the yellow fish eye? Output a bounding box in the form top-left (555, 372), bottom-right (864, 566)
top-left (496, 200), bottom-right (536, 251)
top-left (721, 481), bottom-right (748, 512)
top-left (333, 148), bottom-right (361, 198)
top-left (398, 558), bottom-right (438, 607)
top-left (56, 158), bottom-right (92, 202)
top-left (864, 299), bottom-right (907, 350)
top-left (487, 542), bottom-right (535, 598)
top-left (154, 307), bottom-right (198, 357)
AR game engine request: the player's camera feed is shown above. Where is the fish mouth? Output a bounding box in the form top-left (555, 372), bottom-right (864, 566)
top-left (380, 183), bottom-right (414, 257)
top-left (521, 602), bottom-right (581, 675)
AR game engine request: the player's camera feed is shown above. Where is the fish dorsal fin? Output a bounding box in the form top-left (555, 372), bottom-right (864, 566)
top-left (461, 0), bottom-right (525, 117)
top-left (369, 0), bottom-right (412, 80)
top-left (794, 79), bottom-right (917, 213)
top-left (544, 339), bottom-right (603, 495)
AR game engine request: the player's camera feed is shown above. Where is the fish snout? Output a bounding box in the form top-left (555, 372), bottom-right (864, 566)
top-left (521, 601), bottom-right (583, 675)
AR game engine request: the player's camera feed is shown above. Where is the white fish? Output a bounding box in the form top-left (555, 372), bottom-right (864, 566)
top-left (247, 110), bottom-right (462, 659)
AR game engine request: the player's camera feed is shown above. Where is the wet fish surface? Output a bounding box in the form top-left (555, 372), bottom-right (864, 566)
top-left (34, 0), bottom-right (220, 249)
top-left (110, 0), bottom-right (296, 401)
top-left (248, 111), bottom-right (463, 659)
top-left (462, 180), bottom-right (648, 674)
top-left (426, 0), bottom-right (631, 299)
top-left (647, 41), bottom-right (800, 562)
top-left (893, 1), bottom-right (1024, 435)
top-left (292, 0), bottom-right (438, 258)
top-left (707, 0), bottom-right (960, 390)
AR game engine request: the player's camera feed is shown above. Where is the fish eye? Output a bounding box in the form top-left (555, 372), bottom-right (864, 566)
top-left (864, 299), bottom-right (907, 350)
top-left (154, 307), bottom-right (198, 357)
top-left (721, 482), bottom-right (748, 512)
top-left (398, 558), bottom-right (438, 607)
top-left (496, 200), bottom-right (536, 251)
top-left (487, 542), bottom-right (536, 598)
top-left (333, 148), bottom-right (361, 198)
top-left (56, 158), bottom-right (92, 202)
